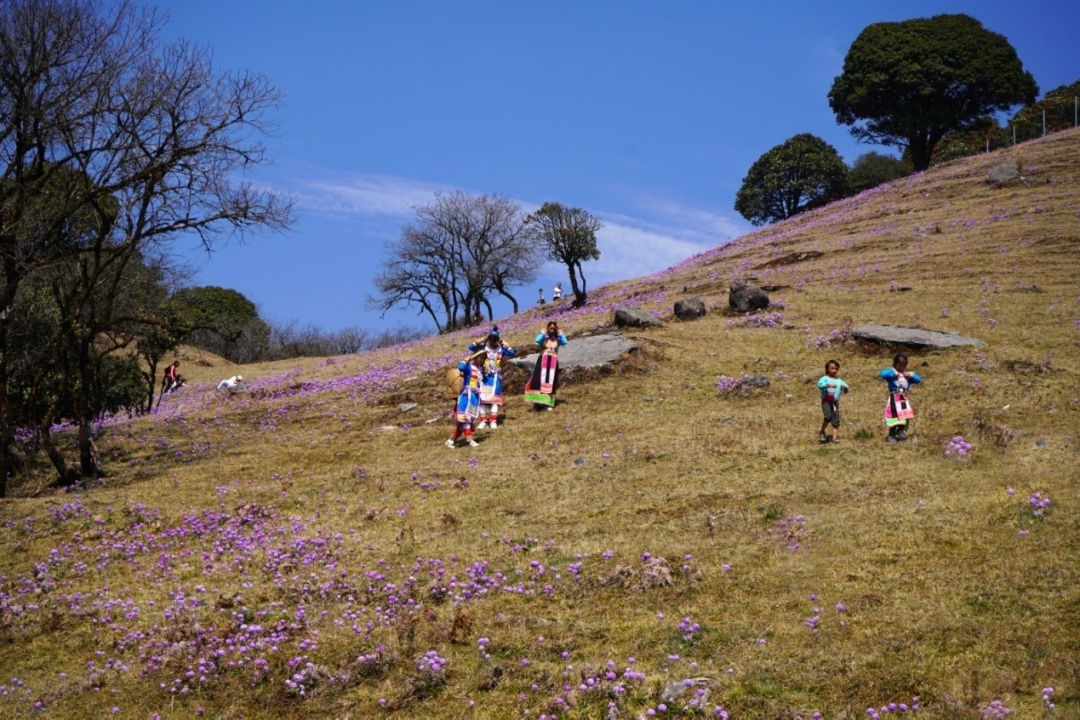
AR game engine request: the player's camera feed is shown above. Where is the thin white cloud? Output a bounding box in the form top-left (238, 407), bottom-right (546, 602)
top-left (591, 221), bottom-right (712, 283)
top-left (293, 173), bottom-right (449, 218)
top-left (285, 171), bottom-right (751, 284)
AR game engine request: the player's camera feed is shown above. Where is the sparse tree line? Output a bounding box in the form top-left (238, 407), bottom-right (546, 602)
top-left (367, 194), bottom-right (602, 333)
top-left (736, 13), bottom-right (1077, 226)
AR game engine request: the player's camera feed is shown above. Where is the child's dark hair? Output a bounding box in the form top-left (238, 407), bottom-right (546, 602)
top-left (893, 352), bottom-right (908, 366)
top-left (825, 359), bottom-right (840, 372)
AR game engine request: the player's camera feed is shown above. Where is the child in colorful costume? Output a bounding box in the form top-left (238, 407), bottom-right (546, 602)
top-left (447, 352), bottom-right (483, 448)
top-left (881, 352), bottom-right (921, 442)
top-left (817, 359), bottom-right (850, 443)
top-left (468, 328), bottom-right (514, 429)
top-left (525, 321), bottom-right (567, 410)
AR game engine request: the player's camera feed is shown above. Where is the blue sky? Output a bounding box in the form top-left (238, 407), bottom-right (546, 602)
top-left (154, 1), bottom-right (1080, 333)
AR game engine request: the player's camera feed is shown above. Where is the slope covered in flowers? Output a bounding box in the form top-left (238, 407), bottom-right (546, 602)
top-left (0, 130), bottom-right (1078, 719)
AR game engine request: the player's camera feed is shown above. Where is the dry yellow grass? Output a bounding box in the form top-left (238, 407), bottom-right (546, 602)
top-left (0, 130), bottom-right (1078, 719)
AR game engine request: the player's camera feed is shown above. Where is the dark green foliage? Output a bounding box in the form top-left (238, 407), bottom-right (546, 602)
top-left (927, 117), bottom-right (1010, 166)
top-left (846, 152), bottom-right (912, 195)
top-left (734, 134), bottom-right (848, 225)
top-left (171, 286), bottom-right (270, 363)
top-left (829, 14), bottom-right (1038, 171)
top-left (1008, 79), bottom-right (1080, 143)
top-left (172, 286), bottom-right (260, 326)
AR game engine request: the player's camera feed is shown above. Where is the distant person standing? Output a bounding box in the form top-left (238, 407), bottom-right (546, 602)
top-left (552, 283), bottom-right (563, 301)
top-left (537, 288), bottom-right (546, 306)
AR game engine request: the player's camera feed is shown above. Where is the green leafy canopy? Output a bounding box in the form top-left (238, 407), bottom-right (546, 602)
top-left (829, 14), bottom-right (1037, 171)
top-left (734, 134), bottom-right (848, 226)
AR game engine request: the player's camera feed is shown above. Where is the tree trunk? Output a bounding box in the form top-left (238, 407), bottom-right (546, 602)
top-left (495, 287), bottom-right (519, 315)
top-left (78, 419), bottom-right (103, 478)
top-left (571, 262), bottom-right (587, 308)
top-left (41, 425), bottom-right (78, 487)
top-left (146, 356), bottom-right (159, 413)
top-left (565, 262), bottom-right (585, 307)
top-left (908, 134), bottom-right (932, 171)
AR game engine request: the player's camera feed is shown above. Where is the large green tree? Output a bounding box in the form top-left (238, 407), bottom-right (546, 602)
top-left (829, 14), bottom-right (1038, 171)
top-left (734, 134), bottom-right (848, 226)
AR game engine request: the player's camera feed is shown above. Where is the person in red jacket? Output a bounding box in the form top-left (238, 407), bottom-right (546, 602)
top-left (161, 361), bottom-right (181, 394)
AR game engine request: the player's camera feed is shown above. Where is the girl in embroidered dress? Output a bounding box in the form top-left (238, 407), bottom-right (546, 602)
top-left (881, 352), bottom-right (921, 442)
top-left (468, 328), bottom-right (514, 429)
top-left (525, 321), bottom-right (567, 411)
top-left (447, 352), bottom-right (484, 448)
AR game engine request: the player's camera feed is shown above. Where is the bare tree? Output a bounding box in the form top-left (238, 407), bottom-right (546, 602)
top-left (368, 191), bottom-right (541, 333)
top-left (0, 0), bottom-right (294, 491)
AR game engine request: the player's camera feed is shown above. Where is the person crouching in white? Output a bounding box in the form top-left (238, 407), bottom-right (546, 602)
top-left (217, 375), bottom-right (244, 393)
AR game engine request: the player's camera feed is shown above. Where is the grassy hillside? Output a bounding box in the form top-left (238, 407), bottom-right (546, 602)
top-left (1, 129), bottom-right (1078, 719)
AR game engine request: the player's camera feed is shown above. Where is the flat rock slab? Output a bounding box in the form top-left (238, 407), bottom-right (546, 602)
top-left (510, 332), bottom-right (638, 371)
top-left (852, 324), bottom-right (986, 348)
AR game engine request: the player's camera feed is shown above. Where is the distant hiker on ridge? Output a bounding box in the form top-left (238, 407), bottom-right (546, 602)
top-left (468, 328), bottom-right (514, 430)
top-left (525, 321), bottom-right (567, 411)
top-left (537, 288), bottom-right (546, 306)
top-left (553, 282), bottom-right (563, 301)
top-left (817, 359), bottom-right (849, 444)
top-left (881, 353), bottom-right (920, 442)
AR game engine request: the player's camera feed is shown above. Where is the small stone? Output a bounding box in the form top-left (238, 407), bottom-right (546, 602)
top-left (572, 457), bottom-right (589, 467)
top-left (740, 375), bottom-right (770, 389)
top-left (1034, 438), bottom-right (1050, 449)
top-left (988, 163), bottom-right (1020, 184)
top-left (397, 403), bottom-right (418, 413)
top-left (374, 426), bottom-right (398, 432)
top-left (424, 418), bottom-right (439, 425)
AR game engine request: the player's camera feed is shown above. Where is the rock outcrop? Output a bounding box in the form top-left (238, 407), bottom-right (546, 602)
top-left (851, 324), bottom-right (986, 348)
top-left (614, 306), bottom-right (663, 328)
top-left (729, 278), bottom-right (770, 313)
top-left (509, 332), bottom-right (638, 371)
top-left (673, 296), bottom-right (707, 321)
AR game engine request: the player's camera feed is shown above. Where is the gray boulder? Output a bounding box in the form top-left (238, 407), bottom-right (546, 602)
top-left (740, 374), bottom-right (771, 389)
top-left (673, 296), bottom-right (707, 321)
top-left (615, 306), bottom-right (663, 328)
top-left (510, 332), bottom-right (638, 371)
top-left (397, 402), bottom-right (418, 413)
top-left (729, 278), bottom-right (770, 313)
top-left (851, 323), bottom-right (986, 348)
top-left (988, 163), bottom-right (1020, 184)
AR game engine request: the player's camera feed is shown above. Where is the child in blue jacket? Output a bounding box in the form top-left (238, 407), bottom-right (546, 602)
top-left (817, 359), bottom-right (850, 443)
top-left (881, 352), bottom-right (921, 442)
